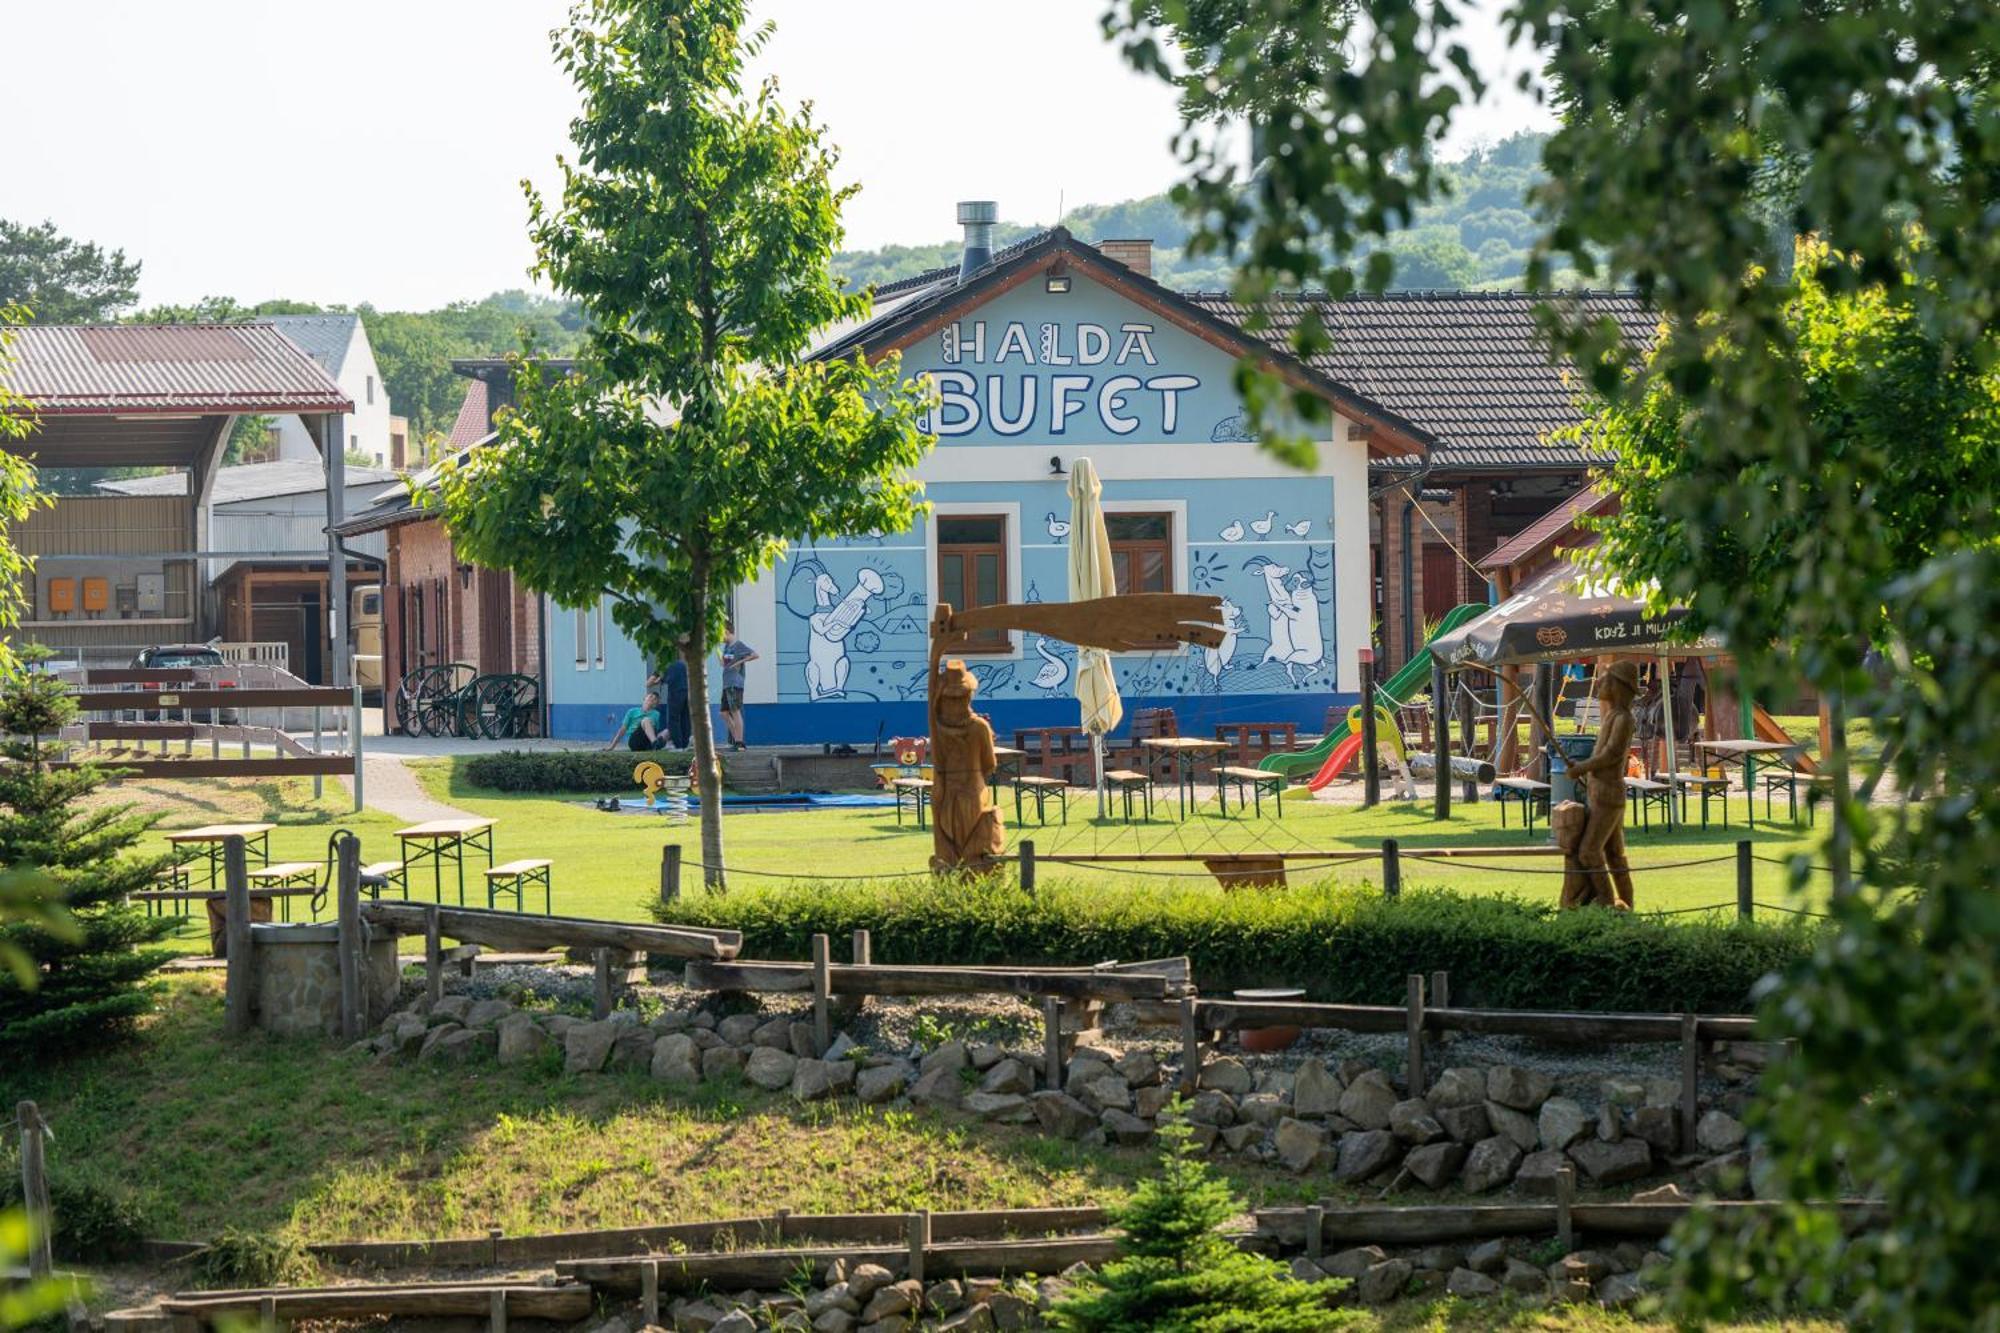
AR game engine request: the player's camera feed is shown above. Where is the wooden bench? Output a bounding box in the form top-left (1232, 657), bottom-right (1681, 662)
top-left (892, 776), bottom-right (932, 828)
top-left (361, 860), bottom-right (408, 896)
top-left (1492, 777), bottom-right (1552, 833)
top-left (1760, 769), bottom-right (1830, 825)
top-left (1672, 772), bottom-right (1731, 827)
top-left (1101, 768), bottom-right (1154, 822)
top-left (1624, 777), bottom-right (1673, 829)
top-left (484, 859), bottom-right (553, 914)
top-left (1214, 765), bottom-right (1285, 817)
top-left (1014, 775), bottom-right (1069, 826)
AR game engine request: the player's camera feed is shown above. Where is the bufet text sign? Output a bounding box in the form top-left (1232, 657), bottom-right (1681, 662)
top-left (920, 318), bottom-right (1201, 438)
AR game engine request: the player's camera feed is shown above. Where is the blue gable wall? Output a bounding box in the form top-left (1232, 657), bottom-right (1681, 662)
top-left (545, 265), bottom-right (1366, 747)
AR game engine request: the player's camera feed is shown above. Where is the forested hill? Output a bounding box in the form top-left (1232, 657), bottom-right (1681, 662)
top-left (835, 131), bottom-right (1551, 294)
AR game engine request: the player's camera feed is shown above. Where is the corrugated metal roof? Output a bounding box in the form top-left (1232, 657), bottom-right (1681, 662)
top-left (2, 323), bottom-right (354, 416)
top-left (263, 314), bottom-right (361, 377)
top-left (97, 459), bottom-right (399, 503)
top-left (1183, 290), bottom-right (1657, 472)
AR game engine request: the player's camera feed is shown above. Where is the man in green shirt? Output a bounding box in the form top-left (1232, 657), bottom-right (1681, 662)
top-left (608, 691), bottom-right (665, 751)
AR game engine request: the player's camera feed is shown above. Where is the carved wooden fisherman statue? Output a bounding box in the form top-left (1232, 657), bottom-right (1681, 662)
top-left (1559, 660), bottom-right (1640, 910)
top-left (928, 658), bottom-right (1005, 874)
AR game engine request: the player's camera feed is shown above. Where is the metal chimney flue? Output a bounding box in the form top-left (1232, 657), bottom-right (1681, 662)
top-left (956, 200), bottom-right (998, 281)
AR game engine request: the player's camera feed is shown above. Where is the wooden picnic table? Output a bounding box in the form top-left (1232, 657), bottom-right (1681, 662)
top-left (989, 745), bottom-right (1024, 783)
top-left (1693, 738), bottom-right (1795, 829)
top-left (1141, 737), bottom-right (1230, 820)
top-left (163, 823), bottom-right (273, 890)
top-left (394, 817), bottom-right (496, 905)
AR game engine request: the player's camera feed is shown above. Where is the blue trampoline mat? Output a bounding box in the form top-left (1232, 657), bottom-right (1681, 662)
top-left (615, 793), bottom-right (895, 813)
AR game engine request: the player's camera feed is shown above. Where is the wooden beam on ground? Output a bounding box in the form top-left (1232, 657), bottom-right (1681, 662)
top-left (1255, 1199), bottom-right (1886, 1247)
top-left (560, 1236), bottom-right (1124, 1294)
top-left (361, 901), bottom-right (741, 961)
top-left (159, 1282), bottom-right (593, 1323)
top-left (1194, 999), bottom-right (1758, 1043)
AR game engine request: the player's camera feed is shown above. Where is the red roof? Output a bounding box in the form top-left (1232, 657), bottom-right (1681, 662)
top-left (1479, 481), bottom-right (1617, 573)
top-left (1, 323), bottom-right (353, 416)
top-left (446, 378), bottom-right (491, 448)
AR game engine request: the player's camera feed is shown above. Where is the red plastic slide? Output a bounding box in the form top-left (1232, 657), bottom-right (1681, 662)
top-left (1305, 732), bottom-right (1366, 792)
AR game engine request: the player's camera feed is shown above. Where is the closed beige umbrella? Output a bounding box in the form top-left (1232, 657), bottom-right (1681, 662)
top-left (1068, 457), bottom-right (1122, 815)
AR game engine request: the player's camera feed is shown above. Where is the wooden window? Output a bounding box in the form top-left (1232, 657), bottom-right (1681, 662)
top-left (936, 514), bottom-right (1010, 652)
top-left (1106, 511), bottom-right (1176, 645)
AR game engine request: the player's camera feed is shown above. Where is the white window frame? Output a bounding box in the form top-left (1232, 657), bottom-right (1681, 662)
top-left (925, 500), bottom-right (1023, 659)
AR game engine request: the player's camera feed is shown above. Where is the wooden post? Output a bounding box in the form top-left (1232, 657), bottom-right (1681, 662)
top-left (1555, 1162), bottom-right (1576, 1252)
top-left (1736, 841), bottom-right (1754, 921)
top-left (1432, 658), bottom-right (1453, 820)
top-left (1381, 838), bottom-right (1401, 898)
top-left (1404, 974), bottom-right (1426, 1097)
top-left (488, 1287), bottom-right (507, 1333)
top-left (1430, 969), bottom-right (1450, 1048)
top-left (17, 1102), bottom-right (51, 1280)
top-left (773, 1206), bottom-right (791, 1242)
top-left (1680, 1011), bottom-right (1701, 1135)
top-left (661, 844), bottom-right (682, 905)
top-left (335, 831), bottom-right (364, 1041)
top-left (641, 1261), bottom-right (660, 1327)
top-left (852, 928), bottom-right (871, 967)
top-left (1179, 996), bottom-right (1202, 1095)
top-left (223, 834), bottom-right (253, 1035)
top-left (593, 949), bottom-right (614, 1020)
top-left (811, 933), bottom-right (832, 1056)
top-left (1360, 651), bottom-right (1381, 807)
top-left (424, 903), bottom-right (444, 1008)
top-left (259, 1296), bottom-right (277, 1332)
top-left (1019, 839), bottom-right (1036, 894)
top-left (1042, 997), bottom-right (1064, 1091)
top-left (907, 1209), bottom-right (930, 1284)
top-left (1303, 1203), bottom-right (1324, 1263)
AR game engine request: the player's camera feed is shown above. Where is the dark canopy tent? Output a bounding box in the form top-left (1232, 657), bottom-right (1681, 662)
top-left (1426, 556), bottom-right (1721, 826)
top-left (1428, 558), bottom-right (1723, 669)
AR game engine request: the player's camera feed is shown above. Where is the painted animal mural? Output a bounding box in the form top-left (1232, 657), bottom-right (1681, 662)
top-left (1247, 555), bottom-right (1325, 684)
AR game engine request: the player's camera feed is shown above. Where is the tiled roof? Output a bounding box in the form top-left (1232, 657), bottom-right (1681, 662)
top-left (1478, 480), bottom-right (1616, 572)
top-left (98, 459), bottom-right (398, 503)
top-left (865, 230), bottom-right (1059, 300)
top-left (446, 379), bottom-right (491, 448)
top-left (2, 323), bottom-right (353, 416)
top-left (264, 314), bottom-right (361, 377)
top-left (1182, 290), bottom-right (1658, 471)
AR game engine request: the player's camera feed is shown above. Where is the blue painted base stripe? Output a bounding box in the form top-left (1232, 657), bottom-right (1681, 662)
top-left (548, 691), bottom-right (1357, 746)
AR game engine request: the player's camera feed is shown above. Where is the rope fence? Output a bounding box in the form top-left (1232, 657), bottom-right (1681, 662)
top-left (660, 837), bottom-right (1834, 923)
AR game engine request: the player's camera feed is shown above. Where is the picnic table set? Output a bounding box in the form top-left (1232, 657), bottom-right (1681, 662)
top-left (147, 816), bottom-right (554, 951)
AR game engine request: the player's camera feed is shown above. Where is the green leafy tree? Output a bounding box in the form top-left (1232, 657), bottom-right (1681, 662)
top-left (0, 220), bottom-right (141, 323)
top-left (434, 0), bottom-right (933, 888)
top-left (0, 308), bottom-right (53, 679)
top-left (361, 309), bottom-right (470, 440)
top-left (1106, 2), bottom-right (2000, 1321)
top-left (0, 664), bottom-right (176, 1060)
top-left (1051, 1112), bottom-right (1344, 1331)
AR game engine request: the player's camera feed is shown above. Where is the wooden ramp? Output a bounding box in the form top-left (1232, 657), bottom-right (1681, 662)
top-left (361, 901), bottom-right (741, 961)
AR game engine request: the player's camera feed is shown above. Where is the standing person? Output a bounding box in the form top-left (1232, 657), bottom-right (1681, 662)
top-left (659, 654), bottom-right (692, 750)
top-left (718, 623), bottom-right (757, 751)
top-left (608, 690), bottom-right (665, 751)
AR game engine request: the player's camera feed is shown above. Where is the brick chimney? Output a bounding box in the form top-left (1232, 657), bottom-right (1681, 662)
top-left (1097, 238), bottom-right (1153, 277)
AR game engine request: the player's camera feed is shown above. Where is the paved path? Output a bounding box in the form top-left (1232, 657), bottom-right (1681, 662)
top-left (340, 752), bottom-right (476, 824)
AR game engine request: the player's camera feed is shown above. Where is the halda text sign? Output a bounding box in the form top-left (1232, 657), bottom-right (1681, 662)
top-left (921, 318), bottom-right (1201, 438)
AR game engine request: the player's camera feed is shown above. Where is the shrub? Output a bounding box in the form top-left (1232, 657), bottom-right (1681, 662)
top-left (657, 877), bottom-right (1814, 1013)
top-left (460, 748), bottom-right (689, 793)
top-left (189, 1226), bottom-right (316, 1289)
top-left (1050, 1111), bottom-right (1348, 1332)
top-left (0, 664), bottom-right (176, 1060)
top-left (0, 1153), bottom-right (152, 1261)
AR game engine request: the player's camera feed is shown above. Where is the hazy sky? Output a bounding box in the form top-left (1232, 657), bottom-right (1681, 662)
top-left (2, 1), bottom-right (1552, 312)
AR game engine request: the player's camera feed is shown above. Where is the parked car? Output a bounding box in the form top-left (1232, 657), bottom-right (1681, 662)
top-left (130, 643), bottom-right (238, 723)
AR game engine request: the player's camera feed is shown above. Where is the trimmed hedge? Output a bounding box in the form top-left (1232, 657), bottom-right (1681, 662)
top-left (460, 748), bottom-right (690, 793)
top-left (657, 877), bottom-right (1816, 1014)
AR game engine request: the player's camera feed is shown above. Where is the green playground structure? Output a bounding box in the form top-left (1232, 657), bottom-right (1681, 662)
top-left (1257, 601), bottom-right (1489, 778)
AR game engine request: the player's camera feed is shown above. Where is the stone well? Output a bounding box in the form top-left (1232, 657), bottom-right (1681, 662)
top-left (250, 923), bottom-right (400, 1037)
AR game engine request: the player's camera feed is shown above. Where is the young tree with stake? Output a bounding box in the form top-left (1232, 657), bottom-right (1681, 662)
top-left (435, 0), bottom-right (934, 888)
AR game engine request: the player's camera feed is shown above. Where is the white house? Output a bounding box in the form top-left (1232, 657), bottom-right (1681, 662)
top-left (264, 314), bottom-right (395, 467)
